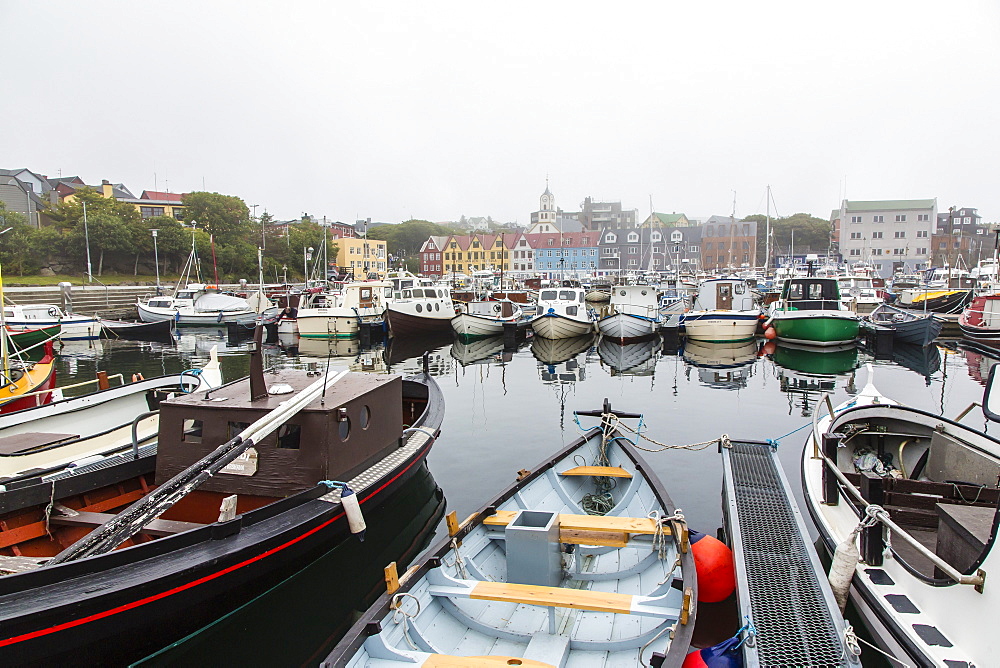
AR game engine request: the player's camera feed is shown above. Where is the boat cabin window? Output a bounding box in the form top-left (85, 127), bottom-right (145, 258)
top-left (400, 280), bottom-right (413, 289)
top-left (229, 421), bottom-right (251, 440)
top-left (566, 305), bottom-right (578, 316)
top-left (276, 423), bottom-right (301, 449)
top-left (148, 299), bottom-right (172, 308)
top-left (402, 290), bottom-right (412, 299)
top-left (383, 287), bottom-right (393, 299)
top-left (559, 290), bottom-right (576, 301)
top-left (410, 289), bottom-right (423, 298)
top-left (2, 308), bottom-right (12, 318)
top-left (177, 291), bottom-right (195, 300)
top-left (540, 290), bottom-right (557, 301)
top-left (734, 283), bottom-right (745, 294)
top-left (182, 419), bottom-right (203, 443)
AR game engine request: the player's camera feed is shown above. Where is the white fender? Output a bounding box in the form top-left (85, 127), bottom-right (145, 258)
top-left (341, 485), bottom-right (367, 541)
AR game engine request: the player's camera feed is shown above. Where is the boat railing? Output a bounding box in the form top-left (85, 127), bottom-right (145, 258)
top-left (15, 373), bottom-right (126, 400)
top-left (811, 393), bottom-right (987, 590)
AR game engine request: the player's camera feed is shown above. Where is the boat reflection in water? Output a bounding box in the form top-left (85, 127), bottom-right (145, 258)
top-left (681, 338), bottom-right (758, 389)
top-left (134, 464), bottom-right (446, 667)
top-left (532, 334), bottom-right (594, 428)
top-left (770, 342), bottom-right (860, 416)
top-left (386, 332), bottom-right (454, 375)
top-left (892, 342), bottom-right (942, 385)
top-left (597, 333), bottom-right (661, 376)
top-left (773, 341), bottom-right (859, 376)
top-left (450, 335), bottom-right (510, 367)
top-left (961, 344), bottom-right (1000, 386)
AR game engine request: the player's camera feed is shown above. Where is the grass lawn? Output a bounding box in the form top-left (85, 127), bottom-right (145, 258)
top-left (0, 274), bottom-right (183, 287)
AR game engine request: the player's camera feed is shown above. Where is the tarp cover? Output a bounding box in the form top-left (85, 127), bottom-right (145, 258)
top-left (194, 293), bottom-right (250, 312)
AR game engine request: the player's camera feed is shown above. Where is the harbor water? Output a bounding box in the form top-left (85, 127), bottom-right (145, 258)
top-left (50, 330), bottom-right (997, 665)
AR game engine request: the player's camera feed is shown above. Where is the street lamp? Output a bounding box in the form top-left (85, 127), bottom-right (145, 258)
top-left (150, 229), bottom-right (160, 294)
top-left (304, 246), bottom-right (314, 283)
top-left (282, 265), bottom-right (288, 284)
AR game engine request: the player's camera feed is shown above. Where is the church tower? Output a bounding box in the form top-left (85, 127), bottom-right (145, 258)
top-left (530, 178), bottom-right (557, 231)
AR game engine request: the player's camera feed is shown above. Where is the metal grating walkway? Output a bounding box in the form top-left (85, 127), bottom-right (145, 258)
top-left (722, 440), bottom-right (860, 668)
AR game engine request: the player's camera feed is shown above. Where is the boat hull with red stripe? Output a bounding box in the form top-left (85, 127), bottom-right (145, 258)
top-left (0, 370), bottom-right (443, 666)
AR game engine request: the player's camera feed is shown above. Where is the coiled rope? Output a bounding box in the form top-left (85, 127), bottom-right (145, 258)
top-left (390, 592), bottom-right (422, 650)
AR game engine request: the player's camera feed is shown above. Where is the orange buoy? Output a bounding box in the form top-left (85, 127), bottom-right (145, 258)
top-left (690, 530), bottom-right (736, 603)
top-left (762, 341), bottom-right (776, 356)
top-left (763, 326), bottom-right (777, 340)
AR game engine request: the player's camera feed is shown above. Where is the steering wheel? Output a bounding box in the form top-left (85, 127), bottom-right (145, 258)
top-left (47, 307), bottom-right (60, 317)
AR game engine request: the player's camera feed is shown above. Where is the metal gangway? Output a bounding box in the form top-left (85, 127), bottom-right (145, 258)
top-left (721, 439), bottom-right (862, 667)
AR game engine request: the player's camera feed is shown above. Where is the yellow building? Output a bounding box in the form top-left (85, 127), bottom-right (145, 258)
top-left (336, 237), bottom-right (387, 277)
top-left (440, 233), bottom-right (516, 276)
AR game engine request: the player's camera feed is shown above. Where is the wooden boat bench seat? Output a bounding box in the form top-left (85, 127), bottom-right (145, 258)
top-left (425, 571), bottom-right (680, 619)
top-left (422, 655), bottom-right (554, 667)
top-left (850, 472), bottom-right (1000, 529)
top-left (49, 511), bottom-right (205, 537)
top-left (558, 465), bottom-right (632, 478)
top-left (484, 510), bottom-right (669, 548)
top-left (0, 432), bottom-right (80, 456)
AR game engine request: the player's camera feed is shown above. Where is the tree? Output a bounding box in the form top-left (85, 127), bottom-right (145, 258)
top-left (181, 192), bottom-right (250, 244)
top-left (751, 212), bottom-right (832, 265)
top-left (367, 219), bottom-right (452, 262)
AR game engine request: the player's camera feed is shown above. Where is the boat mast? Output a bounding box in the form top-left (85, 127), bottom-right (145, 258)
top-left (765, 185), bottom-right (771, 277)
top-left (0, 260), bottom-right (8, 381)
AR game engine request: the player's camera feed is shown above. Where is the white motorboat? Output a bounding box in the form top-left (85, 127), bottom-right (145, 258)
top-left (0, 347), bottom-right (222, 509)
top-left (384, 272), bottom-right (455, 336)
top-left (2, 304), bottom-right (99, 341)
top-left (597, 285), bottom-right (660, 342)
top-left (138, 284), bottom-right (274, 326)
top-left (529, 286), bottom-right (595, 339)
top-left (296, 281), bottom-right (391, 339)
top-left (681, 278), bottom-right (760, 343)
top-left (803, 367), bottom-right (998, 666)
top-left (451, 299), bottom-right (523, 338)
top-left (837, 275), bottom-right (884, 315)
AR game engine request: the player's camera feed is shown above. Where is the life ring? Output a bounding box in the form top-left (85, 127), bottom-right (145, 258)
top-left (493, 303), bottom-right (502, 313)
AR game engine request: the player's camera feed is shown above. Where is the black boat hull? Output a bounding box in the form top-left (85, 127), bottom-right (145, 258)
top-left (0, 440), bottom-right (435, 666)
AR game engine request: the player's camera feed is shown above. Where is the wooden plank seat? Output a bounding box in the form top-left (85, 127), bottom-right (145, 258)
top-left (49, 511), bottom-right (204, 537)
top-left (425, 572), bottom-right (680, 619)
top-left (558, 466), bottom-right (632, 478)
top-left (484, 510), bottom-right (669, 548)
top-left (423, 655), bottom-right (554, 667)
top-left (0, 432), bottom-right (80, 456)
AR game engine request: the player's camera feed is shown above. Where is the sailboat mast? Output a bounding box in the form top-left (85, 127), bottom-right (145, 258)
top-left (0, 261), bottom-right (9, 380)
top-left (765, 185), bottom-right (771, 276)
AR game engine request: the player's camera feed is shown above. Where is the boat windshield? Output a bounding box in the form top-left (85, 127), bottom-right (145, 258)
top-left (540, 290), bottom-right (558, 301)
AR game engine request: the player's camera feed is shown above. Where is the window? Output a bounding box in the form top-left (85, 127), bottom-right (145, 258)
top-left (705, 227), bottom-right (714, 237)
top-left (591, 249), bottom-right (596, 256)
top-left (850, 232), bottom-right (862, 239)
top-left (651, 232), bottom-right (662, 242)
top-left (670, 230), bottom-right (682, 242)
top-left (229, 421), bottom-right (251, 440)
top-left (849, 249), bottom-right (861, 256)
top-left (916, 230), bottom-right (928, 238)
top-left (917, 247), bottom-right (927, 255)
top-left (628, 247), bottom-right (637, 254)
top-left (277, 423), bottom-right (301, 449)
top-left (547, 238), bottom-right (553, 246)
top-left (872, 248), bottom-right (883, 255)
top-left (173, 209), bottom-right (185, 221)
top-left (182, 419), bottom-right (203, 443)
top-left (851, 216), bottom-right (862, 223)
top-left (872, 231), bottom-right (883, 239)
top-left (627, 232), bottom-right (639, 242)
top-left (690, 245), bottom-right (698, 252)
top-left (894, 248), bottom-right (906, 255)
top-left (140, 206), bottom-right (165, 218)
top-left (628, 259), bottom-right (637, 266)
top-left (964, 217), bottom-right (971, 224)
top-left (873, 215), bottom-right (884, 223)
top-left (895, 215), bottom-right (906, 222)
top-left (894, 231), bottom-right (905, 238)
top-left (604, 233), bottom-right (616, 243)
top-left (705, 242), bottom-right (713, 250)
top-left (918, 214), bottom-right (929, 221)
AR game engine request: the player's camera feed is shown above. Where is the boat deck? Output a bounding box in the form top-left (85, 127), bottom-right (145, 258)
top-left (722, 440), bottom-right (860, 667)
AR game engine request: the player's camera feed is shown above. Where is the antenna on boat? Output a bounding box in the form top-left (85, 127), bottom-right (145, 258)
top-left (248, 325), bottom-right (267, 401)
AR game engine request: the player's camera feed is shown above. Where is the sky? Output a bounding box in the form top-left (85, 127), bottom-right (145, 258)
top-left (3, 1), bottom-right (999, 226)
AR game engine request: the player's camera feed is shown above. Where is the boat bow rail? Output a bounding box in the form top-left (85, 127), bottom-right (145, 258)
top-left (722, 439), bottom-right (861, 667)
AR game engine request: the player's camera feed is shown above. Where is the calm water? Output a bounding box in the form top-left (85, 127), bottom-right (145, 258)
top-left (51, 329), bottom-right (1000, 664)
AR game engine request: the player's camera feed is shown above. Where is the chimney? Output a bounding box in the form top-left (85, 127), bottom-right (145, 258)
top-left (101, 180), bottom-right (113, 198)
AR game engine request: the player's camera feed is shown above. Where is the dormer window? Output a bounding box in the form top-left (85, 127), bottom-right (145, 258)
top-left (547, 238), bottom-right (554, 246)
top-left (651, 232), bottom-right (662, 242)
top-left (671, 230), bottom-right (683, 243)
top-left (605, 233), bottom-right (616, 243)
top-left (627, 232), bottom-right (639, 243)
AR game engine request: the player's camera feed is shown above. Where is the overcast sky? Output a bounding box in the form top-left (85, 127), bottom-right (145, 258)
top-left (3, 1), bottom-right (998, 226)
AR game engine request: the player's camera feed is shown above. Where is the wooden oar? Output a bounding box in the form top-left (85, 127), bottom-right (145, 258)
top-left (45, 367), bottom-right (349, 566)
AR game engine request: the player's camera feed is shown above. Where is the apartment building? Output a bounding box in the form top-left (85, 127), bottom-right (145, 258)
top-left (836, 199), bottom-right (936, 275)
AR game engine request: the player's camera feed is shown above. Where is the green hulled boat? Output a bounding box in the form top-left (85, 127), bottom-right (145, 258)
top-left (773, 342), bottom-right (859, 375)
top-left (765, 277), bottom-right (860, 346)
top-left (6, 324), bottom-right (61, 352)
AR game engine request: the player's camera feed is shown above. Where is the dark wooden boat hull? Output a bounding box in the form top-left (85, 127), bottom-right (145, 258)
top-left (100, 318), bottom-right (175, 340)
top-left (897, 289), bottom-right (972, 314)
top-left (386, 307), bottom-right (453, 336)
top-left (0, 375), bottom-right (443, 666)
